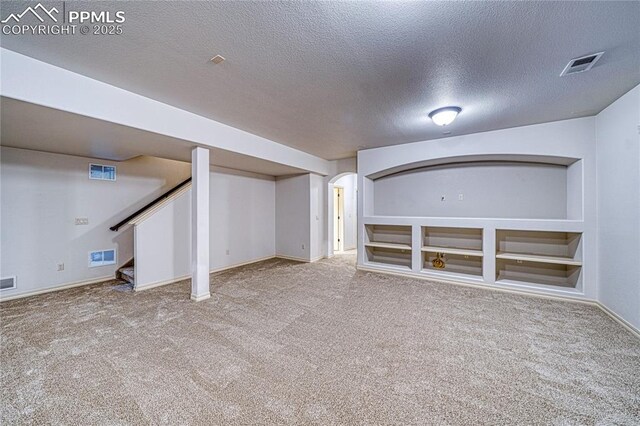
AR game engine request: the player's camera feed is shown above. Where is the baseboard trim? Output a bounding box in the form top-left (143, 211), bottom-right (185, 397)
top-left (211, 255), bottom-right (277, 273)
top-left (595, 301), bottom-right (640, 339)
top-left (356, 264), bottom-right (593, 304)
top-left (134, 255), bottom-right (278, 292)
top-left (0, 275), bottom-right (113, 302)
top-left (357, 264), bottom-right (640, 339)
top-left (134, 274), bottom-right (190, 292)
top-left (275, 254), bottom-right (325, 263)
top-left (190, 293), bottom-right (211, 302)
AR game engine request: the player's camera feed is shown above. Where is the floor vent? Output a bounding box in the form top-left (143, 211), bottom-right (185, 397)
top-left (0, 276), bottom-right (16, 291)
top-left (560, 52), bottom-right (604, 76)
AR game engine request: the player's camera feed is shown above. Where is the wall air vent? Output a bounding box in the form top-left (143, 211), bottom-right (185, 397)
top-left (560, 52), bottom-right (604, 76)
top-left (0, 276), bottom-right (17, 291)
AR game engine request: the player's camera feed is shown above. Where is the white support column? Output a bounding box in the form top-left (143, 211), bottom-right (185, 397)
top-left (191, 147), bottom-right (210, 301)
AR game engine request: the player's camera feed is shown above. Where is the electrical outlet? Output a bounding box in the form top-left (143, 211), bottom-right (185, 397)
top-left (225, 249), bottom-right (230, 255)
top-left (57, 263), bottom-right (64, 271)
top-left (441, 195), bottom-right (446, 202)
top-left (75, 218), bottom-right (89, 225)
top-left (458, 193), bottom-right (464, 201)
top-left (302, 244), bottom-right (305, 250)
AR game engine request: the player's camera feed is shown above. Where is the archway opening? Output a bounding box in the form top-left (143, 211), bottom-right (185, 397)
top-left (328, 172), bottom-right (357, 257)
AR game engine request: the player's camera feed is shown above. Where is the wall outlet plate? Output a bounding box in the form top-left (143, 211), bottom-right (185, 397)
top-left (75, 218), bottom-right (89, 225)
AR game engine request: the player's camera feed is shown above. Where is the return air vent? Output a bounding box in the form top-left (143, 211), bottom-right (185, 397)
top-left (560, 52), bottom-right (604, 76)
top-left (0, 276), bottom-right (17, 291)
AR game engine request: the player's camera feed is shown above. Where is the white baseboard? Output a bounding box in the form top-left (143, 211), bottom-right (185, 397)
top-left (134, 274), bottom-right (191, 292)
top-left (190, 293), bottom-right (211, 302)
top-left (211, 255), bottom-right (276, 273)
top-left (357, 264), bottom-right (640, 340)
top-left (595, 301), bottom-right (640, 339)
top-left (135, 255), bottom-right (278, 292)
top-left (275, 254), bottom-right (325, 263)
top-left (0, 275), bottom-right (113, 302)
top-left (2, 256), bottom-right (280, 300)
top-left (357, 264), bottom-right (593, 303)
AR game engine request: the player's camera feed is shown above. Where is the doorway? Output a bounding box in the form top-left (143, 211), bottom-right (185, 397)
top-left (333, 186), bottom-right (344, 252)
top-left (328, 172), bottom-right (357, 257)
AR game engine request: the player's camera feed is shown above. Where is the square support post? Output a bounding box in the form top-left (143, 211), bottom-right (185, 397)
top-left (191, 147), bottom-right (210, 301)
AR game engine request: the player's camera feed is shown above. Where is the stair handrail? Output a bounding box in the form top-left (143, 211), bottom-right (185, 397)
top-left (109, 177), bottom-right (192, 231)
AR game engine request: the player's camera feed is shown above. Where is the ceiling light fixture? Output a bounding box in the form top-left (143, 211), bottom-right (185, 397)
top-left (210, 55), bottom-right (225, 64)
top-left (429, 106), bottom-right (462, 126)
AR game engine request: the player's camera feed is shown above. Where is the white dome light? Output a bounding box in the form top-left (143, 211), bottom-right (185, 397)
top-left (429, 106), bottom-right (462, 126)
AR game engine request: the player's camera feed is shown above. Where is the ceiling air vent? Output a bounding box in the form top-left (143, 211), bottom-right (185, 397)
top-left (560, 52), bottom-right (604, 76)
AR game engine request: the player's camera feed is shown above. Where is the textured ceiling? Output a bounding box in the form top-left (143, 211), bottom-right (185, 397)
top-left (1, 1), bottom-right (639, 160)
top-left (0, 98), bottom-right (306, 176)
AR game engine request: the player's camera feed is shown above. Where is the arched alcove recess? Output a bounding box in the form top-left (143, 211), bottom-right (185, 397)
top-left (358, 154), bottom-right (582, 219)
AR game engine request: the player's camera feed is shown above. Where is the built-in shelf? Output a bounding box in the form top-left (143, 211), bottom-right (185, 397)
top-left (421, 268), bottom-right (485, 283)
top-left (420, 227), bottom-right (484, 279)
top-left (365, 260), bottom-right (412, 272)
top-left (359, 222), bottom-right (587, 294)
top-left (422, 246), bottom-right (483, 257)
top-left (365, 242), bottom-right (412, 250)
top-left (496, 252), bottom-right (582, 266)
top-left (422, 252), bottom-right (483, 278)
top-left (496, 230), bottom-right (583, 289)
top-left (423, 227), bottom-right (483, 250)
top-left (496, 230), bottom-right (581, 260)
top-left (496, 263), bottom-right (582, 289)
top-left (365, 225), bottom-right (412, 269)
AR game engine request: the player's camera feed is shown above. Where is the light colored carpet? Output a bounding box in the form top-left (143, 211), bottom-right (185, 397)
top-left (1, 253), bottom-right (639, 425)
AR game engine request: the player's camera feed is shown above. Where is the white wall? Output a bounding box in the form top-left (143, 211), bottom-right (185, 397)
top-left (333, 174), bottom-right (357, 250)
top-left (135, 167), bottom-right (276, 289)
top-left (596, 84), bottom-right (640, 331)
top-left (275, 174), bottom-right (310, 260)
top-left (0, 147), bottom-right (191, 298)
top-left (210, 168), bottom-right (275, 269)
top-left (274, 173), bottom-right (328, 262)
top-left (374, 162), bottom-right (568, 219)
top-left (135, 190), bottom-right (192, 288)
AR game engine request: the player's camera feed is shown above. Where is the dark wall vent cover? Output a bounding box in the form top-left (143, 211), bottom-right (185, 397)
top-left (0, 276), bottom-right (16, 291)
top-left (560, 52), bottom-right (604, 76)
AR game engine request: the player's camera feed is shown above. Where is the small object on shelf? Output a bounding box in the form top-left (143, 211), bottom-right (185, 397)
top-left (432, 252), bottom-right (446, 269)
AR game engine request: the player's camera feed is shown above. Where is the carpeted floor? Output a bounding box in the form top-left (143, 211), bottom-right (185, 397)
top-left (1, 253), bottom-right (639, 425)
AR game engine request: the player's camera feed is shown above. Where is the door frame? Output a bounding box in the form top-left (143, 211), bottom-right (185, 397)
top-left (333, 185), bottom-right (345, 252)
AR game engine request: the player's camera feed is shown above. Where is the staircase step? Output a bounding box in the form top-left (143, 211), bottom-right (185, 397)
top-left (119, 267), bottom-right (135, 284)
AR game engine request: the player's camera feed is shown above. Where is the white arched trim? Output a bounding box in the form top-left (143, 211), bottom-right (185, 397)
top-left (367, 154), bottom-right (579, 180)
